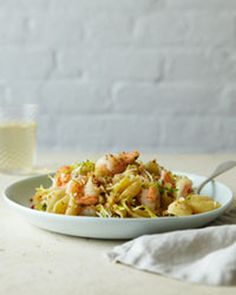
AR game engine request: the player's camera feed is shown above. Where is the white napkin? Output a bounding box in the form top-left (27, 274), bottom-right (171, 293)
top-left (108, 208), bottom-right (236, 286)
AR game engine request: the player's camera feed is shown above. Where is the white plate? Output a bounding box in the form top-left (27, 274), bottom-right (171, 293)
top-left (3, 172), bottom-right (233, 239)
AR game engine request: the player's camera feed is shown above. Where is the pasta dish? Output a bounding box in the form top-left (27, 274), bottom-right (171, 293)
top-left (31, 151), bottom-right (220, 217)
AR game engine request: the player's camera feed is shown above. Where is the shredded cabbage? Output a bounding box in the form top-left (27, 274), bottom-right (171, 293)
top-left (30, 151), bottom-right (220, 218)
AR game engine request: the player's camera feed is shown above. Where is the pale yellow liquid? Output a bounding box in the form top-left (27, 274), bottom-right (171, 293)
top-left (0, 122), bottom-right (37, 172)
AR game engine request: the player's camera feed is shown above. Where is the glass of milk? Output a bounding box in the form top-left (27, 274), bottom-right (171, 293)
top-left (0, 104), bottom-right (38, 173)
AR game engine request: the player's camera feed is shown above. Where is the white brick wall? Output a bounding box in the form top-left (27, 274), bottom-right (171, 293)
top-left (0, 0), bottom-right (235, 152)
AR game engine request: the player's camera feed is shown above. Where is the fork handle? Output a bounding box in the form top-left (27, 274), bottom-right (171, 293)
top-left (196, 160), bottom-right (236, 194)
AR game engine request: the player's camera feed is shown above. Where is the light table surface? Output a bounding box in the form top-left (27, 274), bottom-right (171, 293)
top-left (1, 152), bottom-right (236, 295)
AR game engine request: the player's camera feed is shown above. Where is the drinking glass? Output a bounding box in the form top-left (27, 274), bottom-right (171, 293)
top-left (0, 104), bottom-right (38, 174)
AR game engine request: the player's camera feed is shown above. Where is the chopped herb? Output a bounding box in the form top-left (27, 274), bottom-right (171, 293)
top-left (42, 203), bottom-right (47, 211)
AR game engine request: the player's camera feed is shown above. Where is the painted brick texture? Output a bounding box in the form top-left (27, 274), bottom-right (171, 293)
top-left (0, 0), bottom-right (235, 152)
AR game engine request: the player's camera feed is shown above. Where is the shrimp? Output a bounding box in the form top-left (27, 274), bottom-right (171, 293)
top-left (161, 170), bottom-right (175, 188)
top-left (55, 165), bottom-right (72, 187)
top-left (66, 176), bottom-right (99, 206)
top-left (95, 150), bottom-right (139, 176)
top-left (77, 176), bottom-right (100, 205)
top-left (76, 195), bottom-right (98, 205)
top-left (140, 186), bottom-right (160, 211)
top-left (66, 178), bottom-right (85, 198)
top-left (176, 177), bottom-right (193, 198)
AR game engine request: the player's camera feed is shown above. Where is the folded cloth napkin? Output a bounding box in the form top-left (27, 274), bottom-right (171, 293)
top-left (108, 207), bottom-right (236, 286)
